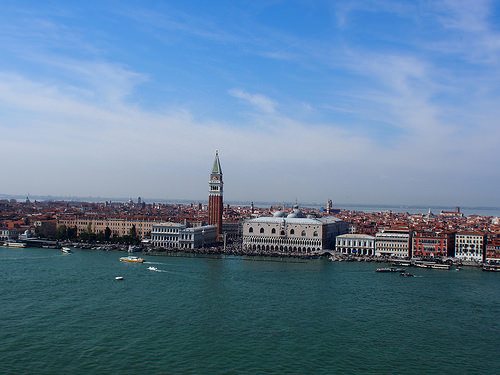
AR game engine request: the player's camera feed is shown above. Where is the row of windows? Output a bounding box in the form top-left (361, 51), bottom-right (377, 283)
top-left (248, 227), bottom-right (318, 237)
top-left (338, 240), bottom-right (373, 247)
top-left (153, 227), bottom-right (180, 233)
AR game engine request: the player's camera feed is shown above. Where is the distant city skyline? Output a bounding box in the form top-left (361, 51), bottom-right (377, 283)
top-left (1, 1), bottom-right (499, 206)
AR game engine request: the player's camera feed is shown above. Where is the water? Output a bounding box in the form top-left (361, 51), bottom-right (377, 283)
top-left (1, 247), bottom-right (499, 374)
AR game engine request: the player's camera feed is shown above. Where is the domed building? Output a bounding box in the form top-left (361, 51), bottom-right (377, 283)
top-left (242, 206), bottom-right (348, 254)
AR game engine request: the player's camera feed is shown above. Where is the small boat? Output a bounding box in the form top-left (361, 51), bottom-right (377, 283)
top-left (147, 266), bottom-right (158, 271)
top-left (430, 264), bottom-right (451, 270)
top-left (61, 247), bottom-right (72, 254)
top-left (115, 276), bottom-right (124, 280)
top-left (376, 267), bottom-right (405, 273)
top-left (482, 265), bottom-right (500, 272)
top-left (400, 272), bottom-right (415, 277)
top-left (3, 241), bottom-right (27, 248)
top-left (119, 256), bottom-right (144, 263)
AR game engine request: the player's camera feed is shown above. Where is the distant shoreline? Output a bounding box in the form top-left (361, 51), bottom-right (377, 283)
top-left (1, 193), bottom-right (499, 216)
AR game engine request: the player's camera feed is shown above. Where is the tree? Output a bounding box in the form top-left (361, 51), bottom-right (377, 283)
top-left (56, 225), bottom-right (67, 240)
top-left (129, 225), bottom-right (137, 239)
top-left (104, 226), bottom-right (111, 241)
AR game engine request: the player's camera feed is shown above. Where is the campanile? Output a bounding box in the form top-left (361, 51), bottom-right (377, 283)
top-left (208, 150), bottom-right (223, 238)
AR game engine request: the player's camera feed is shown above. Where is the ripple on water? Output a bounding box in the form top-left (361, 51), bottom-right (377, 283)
top-left (0, 249), bottom-right (499, 374)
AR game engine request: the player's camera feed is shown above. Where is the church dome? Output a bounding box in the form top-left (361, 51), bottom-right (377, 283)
top-left (287, 208), bottom-right (305, 218)
top-left (273, 211), bottom-right (286, 217)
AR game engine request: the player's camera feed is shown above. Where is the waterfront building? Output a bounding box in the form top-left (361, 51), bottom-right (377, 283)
top-left (242, 206), bottom-right (348, 254)
top-left (208, 151), bottom-right (223, 239)
top-left (455, 232), bottom-right (486, 262)
top-left (375, 229), bottom-right (411, 258)
top-left (0, 228), bottom-right (19, 241)
top-left (412, 231), bottom-right (455, 258)
top-left (151, 222), bottom-right (217, 249)
top-left (485, 238), bottom-right (500, 263)
top-left (335, 234), bottom-right (375, 256)
top-left (57, 217), bottom-right (159, 239)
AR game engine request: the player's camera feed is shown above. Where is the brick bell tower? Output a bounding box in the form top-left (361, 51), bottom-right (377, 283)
top-left (208, 150), bottom-right (223, 239)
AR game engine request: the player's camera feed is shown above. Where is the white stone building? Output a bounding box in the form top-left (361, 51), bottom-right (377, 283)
top-left (242, 207), bottom-right (348, 254)
top-left (455, 232), bottom-right (486, 262)
top-left (375, 230), bottom-right (411, 258)
top-left (336, 234), bottom-right (375, 256)
top-left (151, 222), bottom-right (217, 250)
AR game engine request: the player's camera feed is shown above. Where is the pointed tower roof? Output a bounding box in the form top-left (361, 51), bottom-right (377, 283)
top-left (212, 150), bottom-right (222, 174)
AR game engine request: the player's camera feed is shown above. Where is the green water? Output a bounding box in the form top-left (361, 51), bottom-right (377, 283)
top-left (1, 247), bottom-right (499, 374)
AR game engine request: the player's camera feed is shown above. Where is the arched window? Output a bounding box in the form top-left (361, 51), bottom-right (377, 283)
top-left (301, 230), bottom-right (306, 237)
top-left (280, 230), bottom-right (285, 236)
top-left (290, 229), bottom-right (295, 235)
top-left (313, 231), bottom-right (318, 237)
top-left (260, 228), bottom-right (264, 234)
top-left (271, 228), bottom-right (276, 234)
top-left (249, 227), bottom-right (253, 233)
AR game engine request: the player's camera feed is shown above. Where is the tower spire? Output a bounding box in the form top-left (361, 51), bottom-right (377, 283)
top-left (212, 150), bottom-right (222, 175)
top-left (208, 150), bottom-right (223, 239)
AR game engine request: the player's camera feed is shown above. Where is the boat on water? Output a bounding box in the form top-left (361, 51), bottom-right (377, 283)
top-left (482, 265), bottom-right (500, 272)
top-left (115, 276), bottom-right (124, 280)
top-left (415, 262), bottom-right (450, 270)
top-left (61, 247), bottom-right (72, 254)
top-left (3, 241), bottom-right (27, 248)
top-left (430, 264), bottom-right (451, 270)
top-left (376, 267), bottom-right (406, 273)
top-left (400, 272), bottom-right (415, 277)
top-left (147, 266), bottom-right (158, 271)
top-left (119, 256), bottom-right (144, 263)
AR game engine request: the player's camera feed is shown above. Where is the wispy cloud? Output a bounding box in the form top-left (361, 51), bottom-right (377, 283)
top-left (228, 89), bottom-right (278, 114)
top-left (0, 1), bottom-right (499, 205)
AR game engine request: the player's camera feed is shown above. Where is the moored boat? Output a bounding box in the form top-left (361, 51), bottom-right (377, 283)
top-left (482, 265), bottom-right (500, 272)
top-left (120, 256), bottom-right (144, 263)
top-left (3, 241), bottom-right (27, 248)
top-left (430, 264), bottom-right (450, 270)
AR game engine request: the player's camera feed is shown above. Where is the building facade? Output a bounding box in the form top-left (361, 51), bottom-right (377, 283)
top-left (412, 231), bottom-right (455, 258)
top-left (375, 230), bottom-right (411, 258)
top-left (485, 238), bottom-right (500, 263)
top-left (0, 228), bottom-right (18, 241)
top-left (208, 151), bottom-right (223, 239)
top-left (151, 222), bottom-right (217, 249)
top-left (455, 232), bottom-right (486, 262)
top-left (242, 207), bottom-right (348, 254)
top-left (335, 234), bottom-right (375, 256)
top-left (57, 217), bottom-right (158, 239)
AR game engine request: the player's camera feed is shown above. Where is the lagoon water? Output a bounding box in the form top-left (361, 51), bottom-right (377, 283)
top-left (1, 247), bottom-right (499, 374)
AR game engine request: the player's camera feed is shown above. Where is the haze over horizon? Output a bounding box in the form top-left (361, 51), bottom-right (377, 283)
top-left (1, 1), bottom-right (499, 206)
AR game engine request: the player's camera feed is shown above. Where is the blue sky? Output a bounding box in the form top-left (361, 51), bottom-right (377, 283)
top-left (0, 0), bottom-right (499, 206)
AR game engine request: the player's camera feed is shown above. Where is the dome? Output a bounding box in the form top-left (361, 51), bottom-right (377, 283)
top-left (287, 208), bottom-right (305, 218)
top-left (273, 211), bottom-right (286, 217)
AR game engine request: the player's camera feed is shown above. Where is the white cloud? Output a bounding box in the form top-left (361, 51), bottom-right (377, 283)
top-left (228, 88), bottom-right (278, 114)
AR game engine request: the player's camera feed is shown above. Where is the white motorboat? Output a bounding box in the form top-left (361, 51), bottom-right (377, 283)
top-left (61, 247), bottom-right (72, 254)
top-left (115, 276), bottom-right (124, 280)
top-left (147, 266), bottom-right (158, 271)
top-left (4, 241), bottom-right (27, 248)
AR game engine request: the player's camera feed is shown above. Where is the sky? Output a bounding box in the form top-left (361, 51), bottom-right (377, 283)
top-left (0, 0), bottom-right (499, 206)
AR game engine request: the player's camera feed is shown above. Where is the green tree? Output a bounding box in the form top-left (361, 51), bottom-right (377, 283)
top-left (56, 225), bottom-right (67, 240)
top-left (104, 226), bottom-right (111, 241)
top-left (129, 225), bottom-right (137, 239)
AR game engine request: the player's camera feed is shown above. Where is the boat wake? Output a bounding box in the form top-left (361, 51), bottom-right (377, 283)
top-left (144, 261), bottom-right (172, 266)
